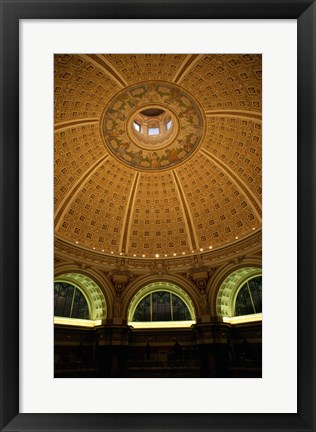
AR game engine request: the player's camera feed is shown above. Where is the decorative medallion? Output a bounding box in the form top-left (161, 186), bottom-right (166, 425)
top-left (100, 81), bottom-right (205, 171)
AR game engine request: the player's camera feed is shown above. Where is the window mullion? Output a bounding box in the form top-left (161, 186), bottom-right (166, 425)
top-left (170, 293), bottom-right (173, 321)
top-left (70, 287), bottom-right (76, 318)
top-left (247, 281), bottom-right (256, 314)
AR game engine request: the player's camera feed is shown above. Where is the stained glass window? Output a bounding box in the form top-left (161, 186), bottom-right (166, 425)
top-left (172, 294), bottom-right (191, 320)
top-left (133, 295), bottom-right (151, 322)
top-left (235, 276), bottom-right (262, 316)
top-left (152, 291), bottom-right (171, 321)
top-left (133, 291), bottom-right (191, 322)
top-left (54, 282), bottom-right (90, 320)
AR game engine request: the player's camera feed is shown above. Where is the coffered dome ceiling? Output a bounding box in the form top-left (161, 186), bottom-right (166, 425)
top-left (54, 54), bottom-right (262, 269)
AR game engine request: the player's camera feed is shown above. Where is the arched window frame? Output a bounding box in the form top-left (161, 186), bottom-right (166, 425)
top-left (233, 275), bottom-right (262, 317)
top-left (54, 273), bottom-right (107, 327)
top-left (216, 267), bottom-right (262, 324)
top-left (54, 280), bottom-right (91, 320)
top-left (128, 282), bottom-right (196, 328)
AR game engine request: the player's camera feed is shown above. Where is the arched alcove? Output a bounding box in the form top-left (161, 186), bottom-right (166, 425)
top-left (121, 274), bottom-right (200, 317)
top-left (216, 267), bottom-right (262, 318)
top-left (54, 273), bottom-right (107, 324)
top-left (128, 281), bottom-right (196, 328)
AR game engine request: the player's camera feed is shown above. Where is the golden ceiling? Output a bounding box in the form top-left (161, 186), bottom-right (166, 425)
top-left (54, 54), bottom-right (262, 267)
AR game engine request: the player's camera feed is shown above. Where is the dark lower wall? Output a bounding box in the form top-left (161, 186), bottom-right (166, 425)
top-left (54, 321), bottom-right (262, 378)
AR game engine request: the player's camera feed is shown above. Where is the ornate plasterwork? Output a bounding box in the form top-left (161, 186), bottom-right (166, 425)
top-left (101, 81), bottom-right (204, 171)
top-left (54, 230), bottom-right (262, 274)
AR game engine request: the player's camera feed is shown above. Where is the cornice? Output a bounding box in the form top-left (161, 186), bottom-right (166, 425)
top-left (54, 229), bottom-right (262, 274)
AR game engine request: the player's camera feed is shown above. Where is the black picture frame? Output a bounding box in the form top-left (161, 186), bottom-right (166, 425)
top-left (1, 1), bottom-right (315, 431)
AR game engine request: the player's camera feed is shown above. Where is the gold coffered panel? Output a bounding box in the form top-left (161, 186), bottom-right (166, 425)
top-left (103, 54), bottom-right (189, 84)
top-left (127, 171), bottom-right (193, 256)
top-left (179, 54), bottom-right (262, 112)
top-left (54, 54), bottom-right (121, 123)
top-left (203, 115), bottom-right (262, 206)
top-left (54, 123), bottom-right (107, 211)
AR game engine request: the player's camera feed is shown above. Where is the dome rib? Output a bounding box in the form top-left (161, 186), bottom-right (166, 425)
top-left (205, 110), bottom-right (262, 120)
top-left (172, 54), bottom-right (200, 84)
top-left (119, 172), bottom-right (140, 254)
top-left (172, 170), bottom-right (199, 251)
top-left (54, 118), bottom-right (99, 133)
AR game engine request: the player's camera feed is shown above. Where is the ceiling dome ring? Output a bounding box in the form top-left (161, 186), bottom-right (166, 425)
top-left (100, 80), bottom-right (205, 171)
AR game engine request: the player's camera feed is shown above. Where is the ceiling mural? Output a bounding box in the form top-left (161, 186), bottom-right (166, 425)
top-left (101, 81), bottom-right (204, 171)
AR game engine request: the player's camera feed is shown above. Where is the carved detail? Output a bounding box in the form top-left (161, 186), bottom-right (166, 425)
top-left (55, 231), bottom-right (261, 273)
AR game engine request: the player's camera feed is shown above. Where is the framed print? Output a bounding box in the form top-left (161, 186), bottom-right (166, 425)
top-left (1, 0), bottom-right (315, 431)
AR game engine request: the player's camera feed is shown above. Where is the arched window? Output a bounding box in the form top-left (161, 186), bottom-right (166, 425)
top-left (166, 119), bottom-right (172, 130)
top-left (128, 282), bottom-right (196, 328)
top-left (216, 267), bottom-right (262, 323)
top-left (148, 127), bottom-right (160, 136)
top-left (133, 121), bottom-right (141, 132)
top-left (54, 281), bottom-right (90, 319)
top-left (133, 291), bottom-right (192, 322)
top-left (54, 273), bottom-right (107, 327)
top-left (234, 276), bottom-right (262, 316)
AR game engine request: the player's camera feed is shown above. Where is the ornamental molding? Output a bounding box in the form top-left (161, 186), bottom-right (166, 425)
top-left (54, 229), bottom-right (262, 274)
